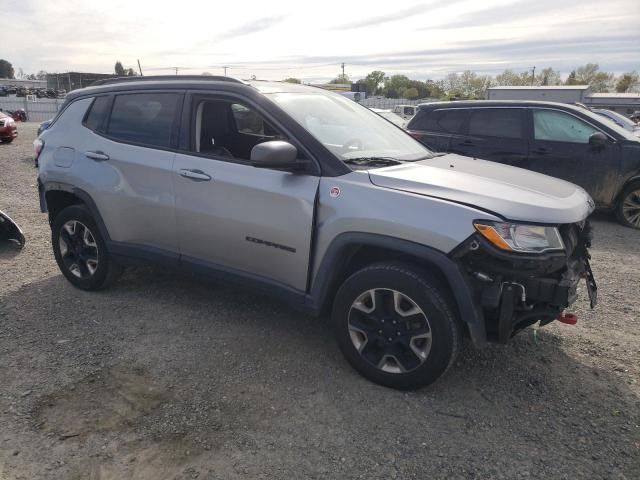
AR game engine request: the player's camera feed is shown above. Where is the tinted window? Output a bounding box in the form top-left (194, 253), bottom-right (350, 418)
top-left (231, 103), bottom-right (269, 136)
top-left (83, 96), bottom-right (111, 131)
top-left (468, 108), bottom-right (523, 139)
top-left (412, 109), bottom-right (468, 133)
top-left (533, 110), bottom-right (598, 144)
top-left (107, 93), bottom-right (179, 147)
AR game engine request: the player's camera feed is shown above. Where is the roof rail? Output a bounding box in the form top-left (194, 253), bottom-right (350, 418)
top-left (91, 75), bottom-right (245, 86)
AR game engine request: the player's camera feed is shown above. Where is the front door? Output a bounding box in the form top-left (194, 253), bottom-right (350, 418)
top-left (173, 96), bottom-right (320, 291)
top-left (524, 108), bottom-right (619, 206)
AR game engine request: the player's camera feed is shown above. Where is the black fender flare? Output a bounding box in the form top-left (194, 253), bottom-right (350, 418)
top-left (308, 232), bottom-right (486, 347)
top-left (40, 181), bottom-right (112, 242)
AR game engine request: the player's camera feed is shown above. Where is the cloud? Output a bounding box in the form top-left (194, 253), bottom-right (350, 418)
top-left (332, 2), bottom-right (442, 29)
top-left (217, 15), bottom-right (287, 40)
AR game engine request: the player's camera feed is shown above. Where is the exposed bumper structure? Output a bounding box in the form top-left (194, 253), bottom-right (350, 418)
top-left (454, 221), bottom-right (596, 343)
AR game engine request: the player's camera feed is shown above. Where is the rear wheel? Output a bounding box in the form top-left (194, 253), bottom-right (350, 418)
top-left (1, 138), bottom-right (14, 143)
top-left (52, 205), bottom-right (122, 290)
top-left (332, 262), bottom-right (462, 390)
top-left (616, 182), bottom-right (640, 229)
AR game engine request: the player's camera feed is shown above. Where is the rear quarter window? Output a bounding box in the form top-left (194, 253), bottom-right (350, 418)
top-left (83, 95), bottom-right (111, 132)
top-left (106, 93), bottom-right (180, 148)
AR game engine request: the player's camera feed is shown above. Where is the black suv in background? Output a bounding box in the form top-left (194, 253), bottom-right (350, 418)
top-left (407, 101), bottom-right (640, 229)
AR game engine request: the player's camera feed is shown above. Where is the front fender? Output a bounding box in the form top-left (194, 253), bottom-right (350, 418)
top-left (307, 232), bottom-right (486, 347)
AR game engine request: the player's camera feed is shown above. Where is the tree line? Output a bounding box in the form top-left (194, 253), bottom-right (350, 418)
top-left (286, 64), bottom-right (640, 100)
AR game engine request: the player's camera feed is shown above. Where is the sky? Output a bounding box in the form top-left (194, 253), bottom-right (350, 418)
top-left (2, 0), bottom-right (639, 82)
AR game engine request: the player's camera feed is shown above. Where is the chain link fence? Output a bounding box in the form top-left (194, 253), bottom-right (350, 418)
top-left (0, 97), bottom-right (63, 122)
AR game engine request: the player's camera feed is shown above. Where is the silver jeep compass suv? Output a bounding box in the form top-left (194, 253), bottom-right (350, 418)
top-left (36, 76), bottom-right (597, 389)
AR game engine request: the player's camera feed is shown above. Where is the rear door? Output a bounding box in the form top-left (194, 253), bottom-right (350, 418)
top-left (74, 91), bottom-right (181, 255)
top-left (409, 108), bottom-right (468, 152)
top-left (173, 94), bottom-right (320, 291)
top-left (525, 108), bottom-right (620, 205)
top-left (464, 107), bottom-right (527, 165)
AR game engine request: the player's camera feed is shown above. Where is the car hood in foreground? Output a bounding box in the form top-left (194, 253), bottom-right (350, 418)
top-left (368, 154), bottom-right (594, 224)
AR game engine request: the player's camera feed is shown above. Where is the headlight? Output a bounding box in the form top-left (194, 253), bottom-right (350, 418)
top-left (473, 221), bottom-right (564, 253)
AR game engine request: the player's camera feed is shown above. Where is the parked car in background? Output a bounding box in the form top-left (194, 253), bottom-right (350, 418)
top-left (407, 100), bottom-right (640, 229)
top-left (592, 109), bottom-right (640, 137)
top-left (36, 76), bottom-right (597, 389)
top-left (0, 112), bottom-right (18, 143)
top-left (0, 87), bottom-right (8, 97)
top-left (5, 85), bottom-right (17, 95)
top-left (370, 108), bottom-right (407, 128)
top-left (393, 104), bottom-right (417, 120)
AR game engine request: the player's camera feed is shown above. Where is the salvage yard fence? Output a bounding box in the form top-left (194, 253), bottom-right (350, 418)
top-left (0, 97), bottom-right (64, 122)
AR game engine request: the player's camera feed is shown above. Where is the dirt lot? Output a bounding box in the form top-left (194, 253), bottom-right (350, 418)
top-left (1, 123), bottom-right (639, 479)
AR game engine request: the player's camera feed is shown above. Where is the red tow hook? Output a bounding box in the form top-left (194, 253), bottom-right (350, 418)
top-left (558, 313), bottom-right (578, 325)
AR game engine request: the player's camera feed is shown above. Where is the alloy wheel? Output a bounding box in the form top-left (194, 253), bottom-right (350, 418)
top-left (58, 220), bottom-right (99, 279)
top-left (622, 189), bottom-right (640, 228)
top-left (348, 288), bottom-right (432, 374)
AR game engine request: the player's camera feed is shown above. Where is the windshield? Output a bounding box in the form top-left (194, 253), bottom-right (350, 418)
top-left (595, 110), bottom-right (638, 130)
top-left (579, 108), bottom-right (640, 142)
top-left (268, 92), bottom-right (432, 162)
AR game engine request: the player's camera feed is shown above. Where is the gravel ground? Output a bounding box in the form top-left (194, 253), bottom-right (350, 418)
top-left (1, 123), bottom-right (639, 480)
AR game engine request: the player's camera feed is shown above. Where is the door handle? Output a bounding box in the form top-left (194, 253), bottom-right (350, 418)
top-left (178, 169), bottom-right (212, 182)
top-left (84, 150), bottom-right (110, 161)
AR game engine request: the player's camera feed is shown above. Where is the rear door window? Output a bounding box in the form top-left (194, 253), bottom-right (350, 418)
top-left (107, 93), bottom-right (180, 148)
top-left (533, 109), bottom-right (599, 143)
top-left (412, 109), bottom-right (468, 133)
top-left (468, 108), bottom-right (524, 139)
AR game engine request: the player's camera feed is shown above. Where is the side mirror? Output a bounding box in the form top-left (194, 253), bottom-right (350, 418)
top-left (250, 140), bottom-right (302, 171)
top-left (588, 131), bottom-right (607, 149)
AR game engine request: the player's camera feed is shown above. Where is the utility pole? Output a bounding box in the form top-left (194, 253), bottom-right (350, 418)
top-left (137, 59), bottom-right (143, 76)
top-left (223, 66), bottom-right (228, 76)
top-left (531, 66), bottom-right (536, 86)
top-left (341, 62), bottom-right (345, 80)
top-left (174, 67), bottom-right (179, 76)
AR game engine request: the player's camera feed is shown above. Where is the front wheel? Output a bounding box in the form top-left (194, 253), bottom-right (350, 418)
top-left (52, 205), bottom-right (122, 290)
top-left (332, 262), bottom-right (462, 390)
top-left (616, 182), bottom-right (640, 229)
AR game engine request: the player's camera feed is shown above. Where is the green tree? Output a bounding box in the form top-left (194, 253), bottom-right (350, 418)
top-left (458, 70), bottom-right (492, 98)
top-left (615, 71), bottom-right (639, 93)
top-left (283, 77), bottom-right (301, 84)
top-left (360, 70), bottom-right (385, 95)
top-left (329, 74), bottom-right (350, 84)
top-left (424, 80), bottom-right (445, 99)
top-left (36, 70), bottom-right (48, 80)
top-left (565, 70), bottom-right (578, 85)
top-left (536, 68), bottom-right (562, 86)
top-left (114, 61), bottom-right (126, 76)
top-left (494, 69), bottom-right (525, 86)
top-left (574, 63), bottom-right (614, 92)
top-left (403, 87), bottom-right (419, 100)
top-left (0, 59), bottom-right (15, 79)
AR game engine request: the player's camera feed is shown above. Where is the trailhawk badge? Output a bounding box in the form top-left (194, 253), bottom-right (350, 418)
top-left (330, 186), bottom-right (341, 198)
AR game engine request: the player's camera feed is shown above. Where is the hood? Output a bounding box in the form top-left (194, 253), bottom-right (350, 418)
top-left (368, 154), bottom-right (593, 224)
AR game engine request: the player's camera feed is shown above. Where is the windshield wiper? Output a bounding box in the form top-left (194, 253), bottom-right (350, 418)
top-left (343, 157), bottom-right (404, 168)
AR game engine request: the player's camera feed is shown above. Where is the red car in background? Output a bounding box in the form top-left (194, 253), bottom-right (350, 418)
top-left (0, 112), bottom-right (17, 143)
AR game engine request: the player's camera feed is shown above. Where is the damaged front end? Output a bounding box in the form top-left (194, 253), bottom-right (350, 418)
top-left (0, 209), bottom-right (25, 248)
top-left (453, 220), bottom-right (596, 343)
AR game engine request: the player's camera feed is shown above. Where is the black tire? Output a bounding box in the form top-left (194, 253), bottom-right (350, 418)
top-left (1, 138), bottom-right (14, 143)
top-left (615, 181), bottom-right (640, 229)
top-left (51, 205), bottom-right (122, 290)
top-left (332, 261), bottom-right (462, 390)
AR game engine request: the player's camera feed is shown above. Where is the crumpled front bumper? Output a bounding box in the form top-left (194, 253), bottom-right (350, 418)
top-left (455, 221), bottom-right (596, 343)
